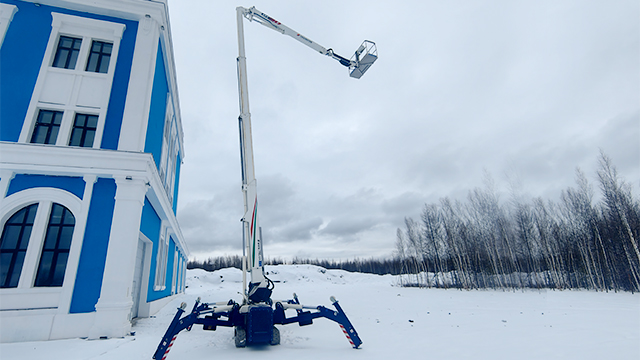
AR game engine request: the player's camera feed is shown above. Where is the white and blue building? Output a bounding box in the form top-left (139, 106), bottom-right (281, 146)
top-left (0, 0), bottom-right (189, 342)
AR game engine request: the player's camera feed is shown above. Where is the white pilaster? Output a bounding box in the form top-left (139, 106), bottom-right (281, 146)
top-left (0, 3), bottom-right (17, 48)
top-left (57, 175), bottom-right (97, 314)
top-left (89, 176), bottom-right (147, 339)
top-left (118, 14), bottom-right (160, 152)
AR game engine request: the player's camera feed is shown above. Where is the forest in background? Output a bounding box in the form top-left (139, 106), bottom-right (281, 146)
top-left (188, 152), bottom-right (640, 292)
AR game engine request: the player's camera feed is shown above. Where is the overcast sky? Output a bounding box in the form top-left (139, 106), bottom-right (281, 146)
top-left (166, 0), bottom-right (639, 261)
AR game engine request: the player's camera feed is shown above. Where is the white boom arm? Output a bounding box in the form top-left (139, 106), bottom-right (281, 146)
top-left (238, 6), bottom-right (377, 79)
top-left (236, 6), bottom-right (377, 304)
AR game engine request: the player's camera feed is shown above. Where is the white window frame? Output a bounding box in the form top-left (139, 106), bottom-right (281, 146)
top-left (158, 95), bottom-right (171, 183)
top-left (181, 259), bottom-right (187, 292)
top-left (0, 188), bottom-right (84, 311)
top-left (159, 94), bottom-right (177, 203)
top-left (154, 222), bottom-right (169, 291)
top-left (0, 3), bottom-right (17, 48)
top-left (171, 250), bottom-right (178, 294)
top-left (19, 13), bottom-right (125, 149)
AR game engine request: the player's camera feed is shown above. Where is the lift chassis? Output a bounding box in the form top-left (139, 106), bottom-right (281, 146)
top-left (153, 294), bottom-right (362, 359)
top-left (154, 6), bottom-right (375, 358)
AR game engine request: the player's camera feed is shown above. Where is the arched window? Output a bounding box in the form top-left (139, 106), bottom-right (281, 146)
top-left (0, 204), bottom-right (39, 288)
top-left (34, 204), bottom-right (75, 287)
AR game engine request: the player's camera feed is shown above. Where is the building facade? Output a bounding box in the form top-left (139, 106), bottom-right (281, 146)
top-left (0, 0), bottom-right (189, 342)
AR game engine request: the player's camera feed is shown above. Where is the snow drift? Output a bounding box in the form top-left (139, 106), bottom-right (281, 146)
top-left (1, 265), bottom-right (638, 360)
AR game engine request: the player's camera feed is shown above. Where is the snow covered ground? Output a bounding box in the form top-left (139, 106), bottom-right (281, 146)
top-left (2, 265), bottom-right (639, 360)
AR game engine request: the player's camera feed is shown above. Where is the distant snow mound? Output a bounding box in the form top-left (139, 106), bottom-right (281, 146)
top-left (263, 264), bottom-right (348, 285)
top-left (185, 265), bottom-right (396, 292)
top-left (264, 264), bottom-right (394, 285)
top-left (187, 268), bottom-right (243, 287)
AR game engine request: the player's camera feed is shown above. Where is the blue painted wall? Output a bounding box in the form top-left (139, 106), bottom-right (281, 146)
top-left (144, 41), bottom-right (168, 169)
top-left (146, 231), bottom-right (176, 302)
top-left (100, 16), bottom-right (138, 150)
top-left (140, 197), bottom-right (163, 302)
top-left (6, 174), bottom-right (85, 199)
top-left (0, 0), bottom-right (51, 141)
top-left (69, 178), bottom-right (116, 313)
top-left (140, 197), bottom-right (161, 251)
top-left (0, 0), bottom-right (138, 148)
top-left (140, 195), bottom-right (185, 301)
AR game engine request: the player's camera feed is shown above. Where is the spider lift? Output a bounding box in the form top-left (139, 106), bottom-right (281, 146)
top-left (153, 6), bottom-right (376, 359)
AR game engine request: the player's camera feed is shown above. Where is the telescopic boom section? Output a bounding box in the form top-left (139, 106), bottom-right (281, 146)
top-left (236, 6), bottom-right (270, 304)
top-left (235, 6), bottom-right (377, 304)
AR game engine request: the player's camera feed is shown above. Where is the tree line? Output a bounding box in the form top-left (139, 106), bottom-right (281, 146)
top-left (188, 152), bottom-right (639, 292)
top-left (187, 255), bottom-right (404, 276)
top-left (395, 152), bottom-right (639, 292)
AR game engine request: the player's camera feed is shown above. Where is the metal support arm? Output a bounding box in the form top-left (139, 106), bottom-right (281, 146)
top-left (237, 6), bottom-right (377, 78)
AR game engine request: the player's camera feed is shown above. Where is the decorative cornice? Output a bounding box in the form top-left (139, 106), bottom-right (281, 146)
top-left (0, 141), bottom-right (189, 255)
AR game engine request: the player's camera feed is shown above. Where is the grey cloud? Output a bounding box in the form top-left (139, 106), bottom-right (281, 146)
top-left (266, 217), bottom-right (324, 243)
top-left (177, 189), bottom-right (244, 254)
top-left (171, 0), bottom-right (639, 260)
top-left (319, 217), bottom-right (379, 238)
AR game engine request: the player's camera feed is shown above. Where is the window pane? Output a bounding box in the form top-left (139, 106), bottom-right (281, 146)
top-left (86, 53), bottom-right (98, 73)
top-left (1, 226), bottom-right (20, 249)
top-left (31, 110), bottom-right (62, 145)
top-left (86, 115), bottom-right (98, 128)
top-left (34, 204), bottom-right (74, 287)
top-left (84, 130), bottom-right (95, 147)
top-left (25, 205), bottom-right (37, 223)
top-left (19, 226), bottom-right (32, 250)
top-left (0, 204), bottom-right (38, 288)
top-left (8, 252), bottom-right (25, 288)
top-left (98, 58), bottom-right (110, 73)
top-left (59, 37), bottom-right (72, 48)
top-left (7, 209), bottom-right (25, 225)
top-left (74, 114), bottom-right (86, 127)
top-left (52, 111), bottom-right (63, 125)
top-left (69, 114), bottom-right (97, 147)
top-left (68, 50), bottom-right (79, 70)
top-left (52, 253), bottom-right (69, 286)
top-left (31, 127), bottom-right (46, 144)
top-left (52, 49), bottom-right (69, 68)
top-left (50, 205), bottom-right (63, 224)
top-left (62, 210), bottom-right (75, 226)
top-left (102, 43), bottom-right (112, 55)
top-left (48, 126), bottom-right (60, 145)
top-left (35, 252), bottom-right (53, 286)
top-left (52, 36), bottom-right (81, 69)
top-left (69, 128), bottom-right (82, 147)
top-left (0, 253), bottom-right (11, 286)
top-left (43, 227), bottom-right (59, 250)
top-left (86, 40), bottom-right (112, 74)
top-left (58, 227), bottom-right (73, 250)
top-left (40, 111), bottom-right (53, 125)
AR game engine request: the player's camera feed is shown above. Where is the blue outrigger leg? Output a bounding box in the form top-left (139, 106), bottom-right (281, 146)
top-left (153, 295), bottom-right (362, 359)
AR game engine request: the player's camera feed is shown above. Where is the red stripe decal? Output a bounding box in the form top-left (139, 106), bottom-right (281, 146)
top-left (339, 324), bottom-right (355, 346)
top-left (162, 336), bottom-right (177, 360)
